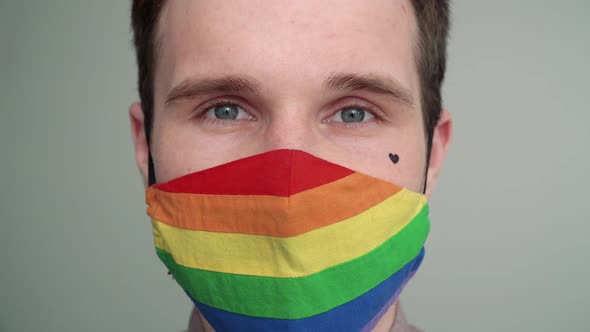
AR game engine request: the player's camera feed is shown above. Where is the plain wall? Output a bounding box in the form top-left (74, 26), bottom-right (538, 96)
top-left (1, 1), bottom-right (588, 331)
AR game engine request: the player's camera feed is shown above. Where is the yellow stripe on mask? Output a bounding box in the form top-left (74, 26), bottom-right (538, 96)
top-left (152, 189), bottom-right (426, 278)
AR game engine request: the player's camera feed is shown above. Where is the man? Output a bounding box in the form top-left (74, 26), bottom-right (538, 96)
top-left (129, 1), bottom-right (451, 331)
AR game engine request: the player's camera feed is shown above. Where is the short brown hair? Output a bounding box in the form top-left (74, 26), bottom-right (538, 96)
top-left (131, 0), bottom-right (450, 150)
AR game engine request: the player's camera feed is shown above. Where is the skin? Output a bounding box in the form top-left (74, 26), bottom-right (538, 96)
top-left (129, 0), bottom-right (451, 330)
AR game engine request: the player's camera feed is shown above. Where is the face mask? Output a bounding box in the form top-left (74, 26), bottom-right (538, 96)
top-left (145, 149), bottom-right (430, 332)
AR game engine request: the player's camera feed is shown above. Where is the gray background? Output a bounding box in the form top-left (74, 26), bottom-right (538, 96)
top-left (1, 1), bottom-right (588, 331)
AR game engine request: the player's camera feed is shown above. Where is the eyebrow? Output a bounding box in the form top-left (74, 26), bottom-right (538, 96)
top-left (323, 73), bottom-right (415, 108)
top-left (165, 75), bottom-right (262, 106)
top-left (164, 72), bottom-right (414, 108)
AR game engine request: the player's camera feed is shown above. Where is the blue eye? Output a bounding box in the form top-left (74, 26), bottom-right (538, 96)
top-left (341, 108), bottom-right (365, 122)
top-left (330, 107), bottom-right (375, 123)
top-left (214, 105), bottom-right (239, 119)
top-left (205, 103), bottom-right (252, 121)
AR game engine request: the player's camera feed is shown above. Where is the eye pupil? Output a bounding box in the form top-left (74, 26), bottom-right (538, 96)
top-left (214, 105), bottom-right (239, 120)
top-left (341, 108), bottom-right (365, 123)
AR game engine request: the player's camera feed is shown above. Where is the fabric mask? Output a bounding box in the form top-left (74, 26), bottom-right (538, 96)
top-left (145, 149), bottom-right (430, 332)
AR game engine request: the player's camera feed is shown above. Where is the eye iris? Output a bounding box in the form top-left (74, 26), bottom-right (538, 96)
top-left (341, 108), bottom-right (365, 123)
top-left (214, 105), bottom-right (239, 120)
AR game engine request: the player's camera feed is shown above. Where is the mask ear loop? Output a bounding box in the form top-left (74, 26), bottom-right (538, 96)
top-left (148, 154), bottom-right (156, 186)
top-left (145, 119), bottom-right (156, 186)
top-left (422, 134), bottom-right (433, 195)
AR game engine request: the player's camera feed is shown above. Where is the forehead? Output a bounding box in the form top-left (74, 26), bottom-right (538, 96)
top-left (154, 0), bottom-right (419, 104)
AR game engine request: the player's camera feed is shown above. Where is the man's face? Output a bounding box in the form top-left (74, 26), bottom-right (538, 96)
top-left (130, 0), bottom-right (451, 196)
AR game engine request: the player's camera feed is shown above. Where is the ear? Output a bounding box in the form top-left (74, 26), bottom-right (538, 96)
top-left (424, 109), bottom-right (452, 199)
top-left (129, 102), bottom-right (149, 188)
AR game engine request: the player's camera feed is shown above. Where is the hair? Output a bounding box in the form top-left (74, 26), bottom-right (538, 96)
top-left (131, 0), bottom-right (450, 149)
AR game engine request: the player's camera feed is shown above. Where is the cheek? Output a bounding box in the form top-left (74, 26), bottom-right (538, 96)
top-left (151, 114), bottom-right (267, 183)
top-left (385, 148), bottom-right (427, 192)
top-left (153, 136), bottom-right (246, 183)
top-left (354, 147), bottom-right (426, 192)
top-left (316, 134), bottom-right (427, 193)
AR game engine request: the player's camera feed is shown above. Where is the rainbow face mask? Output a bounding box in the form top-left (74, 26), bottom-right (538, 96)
top-left (145, 149), bottom-right (429, 331)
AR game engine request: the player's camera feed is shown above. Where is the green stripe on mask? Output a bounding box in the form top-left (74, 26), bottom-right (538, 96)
top-left (156, 205), bottom-right (429, 319)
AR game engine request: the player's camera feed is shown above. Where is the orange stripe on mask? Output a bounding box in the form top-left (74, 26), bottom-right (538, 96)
top-left (146, 172), bottom-right (402, 237)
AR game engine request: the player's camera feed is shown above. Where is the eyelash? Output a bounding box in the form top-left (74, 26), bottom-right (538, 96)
top-left (194, 99), bottom-right (382, 128)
